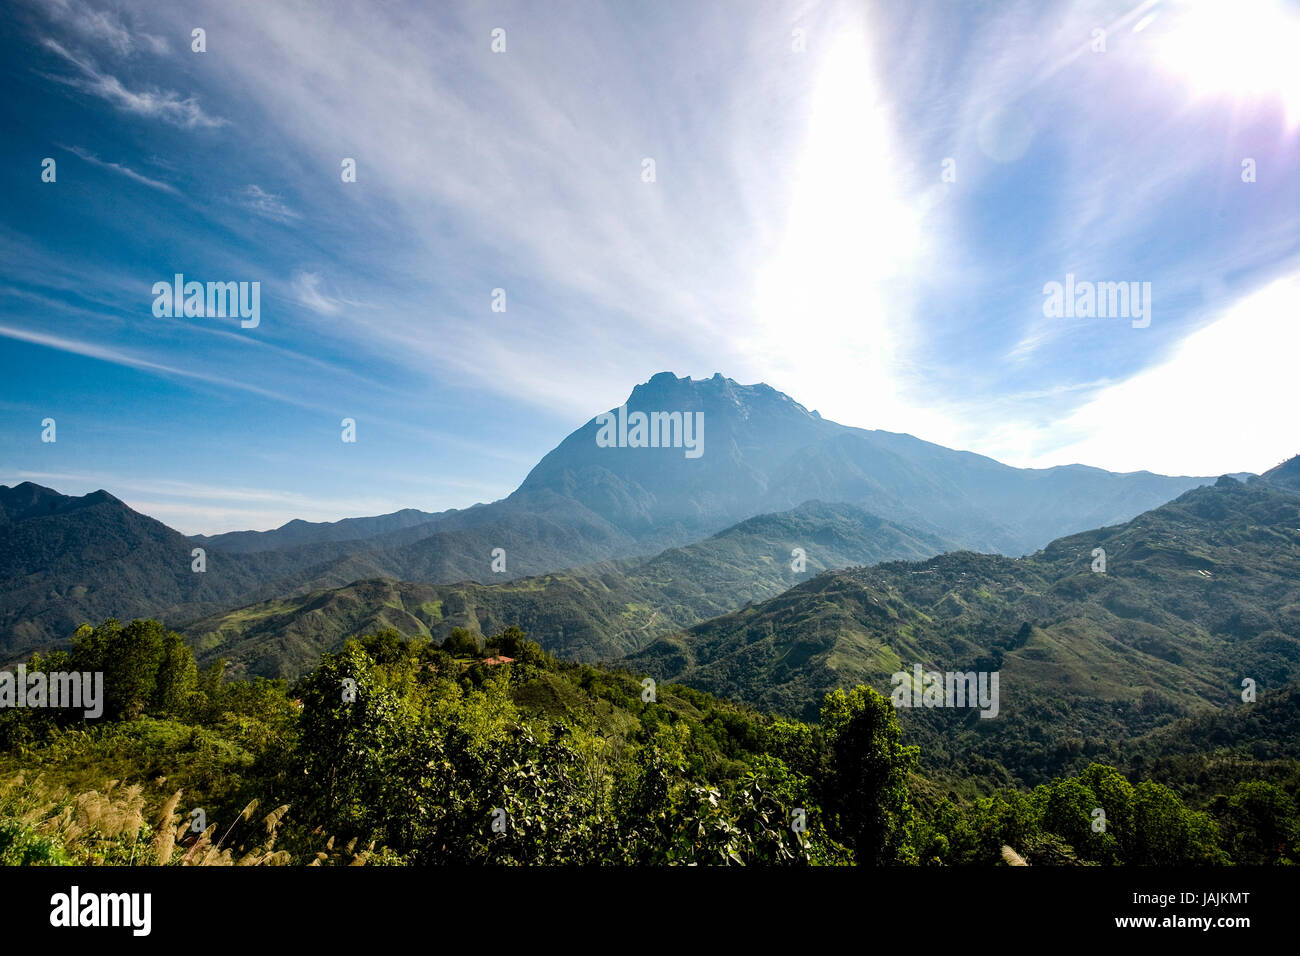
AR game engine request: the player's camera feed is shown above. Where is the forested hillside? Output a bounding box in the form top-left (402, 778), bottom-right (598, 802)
top-left (182, 501), bottom-right (952, 677)
top-left (628, 476), bottom-right (1300, 786)
top-left (1, 620), bottom-right (1295, 866)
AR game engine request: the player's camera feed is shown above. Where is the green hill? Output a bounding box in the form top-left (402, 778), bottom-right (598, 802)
top-left (183, 501), bottom-right (952, 679)
top-left (626, 475), bottom-right (1300, 786)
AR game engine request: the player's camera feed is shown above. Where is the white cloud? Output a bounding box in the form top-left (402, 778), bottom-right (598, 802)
top-left (38, 0), bottom-right (131, 55)
top-left (40, 38), bottom-right (226, 128)
top-left (0, 323), bottom-right (319, 411)
top-left (1026, 273), bottom-right (1300, 475)
top-left (241, 184), bottom-right (299, 222)
top-left (111, 1), bottom-right (846, 419)
top-left (61, 144), bottom-right (179, 194)
top-left (34, 0), bottom-right (170, 55)
top-left (292, 272), bottom-right (345, 316)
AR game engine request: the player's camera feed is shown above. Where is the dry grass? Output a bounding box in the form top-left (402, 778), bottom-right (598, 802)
top-left (0, 773), bottom-right (371, 866)
top-left (1000, 845), bottom-right (1030, 866)
top-left (0, 772), bottom-right (145, 863)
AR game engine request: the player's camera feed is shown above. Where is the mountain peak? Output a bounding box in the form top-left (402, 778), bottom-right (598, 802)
top-left (0, 482), bottom-right (121, 522)
top-left (509, 370), bottom-right (1223, 552)
top-left (633, 370), bottom-right (738, 396)
top-left (626, 371), bottom-right (809, 412)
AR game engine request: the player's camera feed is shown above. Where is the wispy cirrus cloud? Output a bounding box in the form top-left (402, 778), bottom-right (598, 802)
top-left (40, 37), bottom-right (225, 128)
top-left (35, 0), bottom-right (167, 56)
top-left (0, 323), bottom-right (320, 411)
top-left (240, 185), bottom-right (299, 223)
top-left (61, 144), bottom-right (179, 195)
top-left (290, 271), bottom-right (367, 317)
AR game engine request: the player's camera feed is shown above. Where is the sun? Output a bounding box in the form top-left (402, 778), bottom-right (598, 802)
top-left (1148, 0), bottom-right (1300, 127)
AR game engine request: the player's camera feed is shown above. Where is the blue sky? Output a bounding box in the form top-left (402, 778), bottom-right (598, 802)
top-left (1, 0), bottom-right (1298, 533)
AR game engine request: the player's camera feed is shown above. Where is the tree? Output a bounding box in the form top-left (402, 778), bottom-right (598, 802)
top-left (154, 630), bottom-right (198, 716)
top-left (820, 686), bottom-right (919, 864)
top-left (69, 619), bottom-right (195, 720)
top-left (1217, 781), bottom-right (1298, 865)
top-left (1127, 781), bottom-right (1227, 865)
top-left (493, 626), bottom-right (528, 657)
top-left (293, 644), bottom-right (414, 838)
top-left (442, 627), bottom-right (480, 657)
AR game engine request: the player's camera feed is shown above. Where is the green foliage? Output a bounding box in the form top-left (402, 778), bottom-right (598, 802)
top-left (61, 619), bottom-right (197, 721)
top-left (2, 618), bottom-right (1294, 866)
top-left (631, 480), bottom-right (1300, 787)
top-left (820, 686), bottom-right (919, 863)
top-left (1213, 781), bottom-right (1299, 864)
top-left (182, 502), bottom-right (950, 678)
top-left (922, 762), bottom-right (1233, 866)
top-left (288, 634), bottom-right (842, 865)
top-left (441, 627), bottom-right (481, 657)
top-left (0, 818), bottom-right (73, 865)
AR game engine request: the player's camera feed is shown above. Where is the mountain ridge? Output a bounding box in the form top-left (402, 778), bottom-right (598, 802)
top-left (0, 372), bottom-right (1238, 658)
top-left (624, 469), bottom-right (1300, 784)
top-left (181, 499), bottom-right (955, 678)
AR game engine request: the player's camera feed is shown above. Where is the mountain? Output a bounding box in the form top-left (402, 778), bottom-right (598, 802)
top-left (0, 483), bottom-right (646, 661)
top-left (0, 372), bottom-right (1230, 658)
top-left (509, 372), bottom-right (1219, 555)
top-left (187, 371), bottom-right (1220, 563)
top-left (625, 470), bottom-right (1300, 785)
top-left (1263, 454), bottom-right (1300, 493)
top-left (183, 500), bottom-right (955, 679)
top-left (0, 483), bottom-right (272, 659)
top-left (232, 493), bottom-right (644, 599)
top-left (191, 507), bottom-right (443, 553)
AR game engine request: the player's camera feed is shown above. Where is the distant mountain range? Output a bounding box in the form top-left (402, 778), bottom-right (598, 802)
top-left (0, 482), bottom-right (269, 657)
top-left (191, 507), bottom-right (445, 553)
top-left (625, 469), bottom-right (1300, 785)
top-left (182, 500), bottom-right (954, 678)
top-left (0, 372), bottom-right (1234, 659)
top-left (507, 372), bottom-right (1219, 555)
